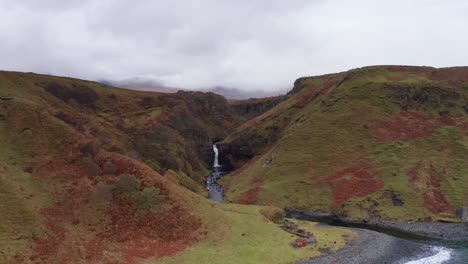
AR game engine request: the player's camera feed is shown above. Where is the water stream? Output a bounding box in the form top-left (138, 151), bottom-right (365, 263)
top-left (287, 211), bottom-right (467, 263)
top-left (205, 144), bottom-right (225, 202)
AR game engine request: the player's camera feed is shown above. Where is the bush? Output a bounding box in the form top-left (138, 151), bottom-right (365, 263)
top-left (102, 161), bottom-right (117, 175)
top-left (43, 82), bottom-right (98, 106)
top-left (114, 174), bottom-right (140, 194)
top-left (80, 142), bottom-right (99, 157)
top-left (135, 187), bottom-right (161, 210)
top-left (82, 157), bottom-right (101, 176)
top-left (112, 174), bottom-right (162, 212)
top-left (260, 207), bottom-right (285, 224)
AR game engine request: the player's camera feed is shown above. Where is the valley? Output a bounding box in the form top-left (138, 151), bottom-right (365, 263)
top-left (0, 66), bottom-right (467, 263)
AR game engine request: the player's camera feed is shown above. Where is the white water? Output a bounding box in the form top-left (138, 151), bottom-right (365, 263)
top-left (405, 247), bottom-right (452, 264)
top-left (213, 144), bottom-right (221, 167)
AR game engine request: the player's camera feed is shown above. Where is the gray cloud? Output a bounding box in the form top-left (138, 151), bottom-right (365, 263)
top-left (0, 0), bottom-right (467, 92)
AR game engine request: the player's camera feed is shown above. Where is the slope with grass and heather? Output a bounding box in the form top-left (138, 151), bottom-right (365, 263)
top-left (1, 71), bottom-right (247, 187)
top-left (220, 66), bottom-right (468, 223)
top-left (0, 71), bottom-right (355, 263)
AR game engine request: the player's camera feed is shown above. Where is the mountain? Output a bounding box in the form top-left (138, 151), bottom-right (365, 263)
top-left (208, 86), bottom-right (287, 100)
top-left (0, 71), bottom-right (352, 263)
top-left (220, 66), bottom-right (468, 222)
top-left (100, 78), bottom-right (180, 94)
top-left (103, 78), bottom-right (286, 100)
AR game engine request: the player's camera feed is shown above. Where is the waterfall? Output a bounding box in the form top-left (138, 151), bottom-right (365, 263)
top-left (207, 144), bottom-right (224, 202)
top-left (213, 144), bottom-right (221, 167)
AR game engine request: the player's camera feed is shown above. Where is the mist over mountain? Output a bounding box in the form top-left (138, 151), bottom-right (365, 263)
top-left (101, 78), bottom-right (287, 99)
top-left (206, 86), bottom-right (287, 100)
top-left (99, 78), bottom-right (180, 94)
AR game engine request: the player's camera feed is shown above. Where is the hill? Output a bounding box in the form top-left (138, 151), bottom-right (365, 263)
top-left (0, 71), bottom-right (353, 263)
top-left (220, 66), bottom-right (468, 222)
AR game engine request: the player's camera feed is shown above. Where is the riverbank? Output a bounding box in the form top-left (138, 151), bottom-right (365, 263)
top-left (287, 209), bottom-right (468, 242)
top-left (297, 227), bottom-right (433, 264)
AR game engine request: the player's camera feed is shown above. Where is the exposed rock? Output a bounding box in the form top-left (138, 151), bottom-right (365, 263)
top-left (463, 208), bottom-right (468, 223)
top-left (262, 154), bottom-right (276, 167)
top-left (291, 237), bottom-right (317, 248)
top-left (229, 96), bottom-right (285, 120)
top-left (388, 191), bottom-right (404, 206)
top-left (281, 219), bottom-right (315, 238)
top-left (318, 247), bottom-right (331, 255)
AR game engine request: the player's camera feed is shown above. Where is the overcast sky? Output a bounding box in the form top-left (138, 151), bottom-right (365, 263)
top-left (1, 0), bottom-right (467, 91)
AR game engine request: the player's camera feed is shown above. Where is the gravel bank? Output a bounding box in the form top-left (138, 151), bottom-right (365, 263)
top-left (370, 221), bottom-right (468, 241)
top-left (286, 209), bottom-right (468, 241)
top-left (297, 228), bottom-right (432, 264)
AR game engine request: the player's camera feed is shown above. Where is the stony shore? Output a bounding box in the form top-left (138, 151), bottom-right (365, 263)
top-left (297, 227), bottom-right (433, 264)
top-left (286, 209), bottom-right (468, 241)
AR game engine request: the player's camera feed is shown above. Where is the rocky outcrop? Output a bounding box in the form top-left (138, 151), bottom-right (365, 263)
top-left (458, 207), bottom-right (468, 222)
top-left (229, 96), bottom-right (285, 120)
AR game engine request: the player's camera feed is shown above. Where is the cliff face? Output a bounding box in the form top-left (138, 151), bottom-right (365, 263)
top-left (229, 96), bottom-right (286, 120)
top-left (220, 66), bottom-right (468, 223)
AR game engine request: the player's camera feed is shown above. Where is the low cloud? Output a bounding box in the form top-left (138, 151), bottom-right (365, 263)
top-left (0, 0), bottom-right (467, 91)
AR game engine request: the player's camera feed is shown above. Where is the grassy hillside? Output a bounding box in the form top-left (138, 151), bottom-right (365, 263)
top-left (0, 71), bottom-right (246, 186)
top-left (0, 71), bottom-right (354, 263)
top-left (220, 66), bottom-right (468, 222)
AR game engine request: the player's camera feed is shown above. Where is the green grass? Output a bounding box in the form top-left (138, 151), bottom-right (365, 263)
top-left (0, 142), bottom-right (47, 262)
top-left (153, 203), bottom-right (356, 264)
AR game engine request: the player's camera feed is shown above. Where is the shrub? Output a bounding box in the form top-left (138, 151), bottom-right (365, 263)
top-left (82, 157), bottom-right (101, 176)
top-left (112, 174), bottom-right (162, 211)
top-left (114, 174), bottom-right (140, 194)
top-left (102, 161), bottom-right (117, 175)
top-left (80, 142), bottom-right (99, 157)
top-left (135, 187), bottom-right (161, 210)
top-left (260, 207), bottom-right (286, 224)
top-left (42, 82), bottom-right (98, 106)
